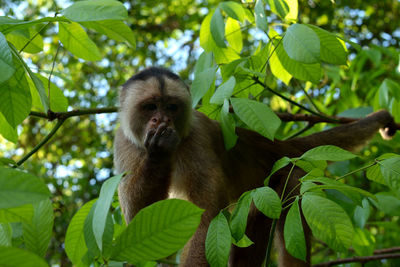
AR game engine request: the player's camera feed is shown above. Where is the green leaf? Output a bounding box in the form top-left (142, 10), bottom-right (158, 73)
top-left (0, 167), bottom-right (50, 209)
top-left (93, 174), bottom-right (123, 250)
top-left (191, 66), bottom-right (217, 108)
top-left (205, 212), bottom-right (231, 267)
top-left (0, 32), bottom-right (15, 83)
top-left (306, 24), bottom-right (347, 65)
top-left (58, 21), bottom-right (102, 61)
top-left (274, 38), bottom-right (321, 83)
top-left (379, 157), bottom-right (400, 195)
top-left (251, 187), bottom-right (281, 219)
top-left (220, 99), bottom-right (238, 150)
top-left (353, 199), bottom-right (370, 229)
top-left (225, 18), bottom-right (242, 53)
top-left (372, 192), bottom-right (400, 216)
top-left (267, 0), bottom-right (290, 19)
top-left (300, 145), bottom-right (357, 161)
top-left (0, 204), bottom-right (33, 223)
top-left (265, 157), bottom-right (292, 185)
top-left (22, 199), bottom-right (54, 257)
top-left (62, 0), bottom-right (128, 22)
top-left (0, 223), bottom-right (12, 246)
top-left (81, 20), bottom-right (136, 48)
top-left (112, 199), bottom-right (204, 263)
top-left (352, 228), bottom-right (375, 256)
top-left (200, 13), bottom-right (218, 52)
top-left (0, 247), bottom-right (49, 267)
top-left (0, 55), bottom-right (31, 128)
top-left (231, 234), bottom-right (254, 248)
top-left (231, 98), bottom-right (281, 140)
top-left (65, 199), bottom-right (96, 265)
top-left (255, 0), bottom-right (268, 32)
top-left (0, 16), bottom-right (70, 34)
top-left (0, 113), bottom-right (18, 143)
top-left (230, 192), bottom-right (252, 242)
top-left (284, 197), bottom-right (306, 261)
top-left (210, 7), bottom-right (226, 48)
top-left (220, 1), bottom-right (245, 22)
top-left (194, 51), bottom-right (213, 77)
top-left (211, 76), bottom-right (236, 105)
top-left (269, 42), bottom-right (292, 85)
top-left (302, 193), bottom-right (354, 252)
top-left (283, 24), bottom-right (320, 64)
top-left (29, 74), bottom-right (68, 112)
top-left (6, 28), bottom-right (43, 54)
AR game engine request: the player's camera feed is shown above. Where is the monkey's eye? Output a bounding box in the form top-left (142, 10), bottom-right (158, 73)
top-left (166, 104), bottom-right (178, 112)
top-left (143, 103), bottom-right (157, 111)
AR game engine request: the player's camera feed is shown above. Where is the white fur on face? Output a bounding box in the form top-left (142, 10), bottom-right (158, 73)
top-left (119, 76), bottom-right (192, 147)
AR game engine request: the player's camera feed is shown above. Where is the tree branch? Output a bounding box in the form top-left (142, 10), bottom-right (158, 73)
top-left (313, 253), bottom-right (400, 267)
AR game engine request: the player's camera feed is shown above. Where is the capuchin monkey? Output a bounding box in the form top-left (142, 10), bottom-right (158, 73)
top-left (114, 67), bottom-right (397, 267)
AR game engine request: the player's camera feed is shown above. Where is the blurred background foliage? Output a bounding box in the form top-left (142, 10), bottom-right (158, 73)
top-left (0, 0), bottom-right (399, 265)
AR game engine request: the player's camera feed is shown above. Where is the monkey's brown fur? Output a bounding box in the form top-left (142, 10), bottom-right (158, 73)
top-left (114, 67), bottom-right (396, 267)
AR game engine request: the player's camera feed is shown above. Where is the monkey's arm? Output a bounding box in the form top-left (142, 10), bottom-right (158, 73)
top-left (287, 110), bottom-right (396, 152)
top-left (115, 128), bottom-right (173, 223)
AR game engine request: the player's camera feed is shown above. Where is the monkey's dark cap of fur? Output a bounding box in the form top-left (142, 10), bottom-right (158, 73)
top-left (125, 67), bottom-right (181, 84)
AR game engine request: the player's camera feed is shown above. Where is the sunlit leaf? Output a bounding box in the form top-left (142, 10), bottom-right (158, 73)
top-left (59, 21), bottom-right (101, 61)
top-left (210, 7), bottom-right (226, 48)
top-left (0, 247), bottom-right (48, 267)
top-left (6, 28), bottom-right (43, 54)
top-left (0, 32), bottom-right (15, 83)
top-left (62, 0), bottom-right (128, 22)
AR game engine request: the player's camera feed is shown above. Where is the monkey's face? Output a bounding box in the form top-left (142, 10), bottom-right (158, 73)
top-left (120, 75), bottom-right (192, 151)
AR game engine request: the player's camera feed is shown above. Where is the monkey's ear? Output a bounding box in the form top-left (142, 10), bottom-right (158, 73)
top-left (379, 120), bottom-right (397, 140)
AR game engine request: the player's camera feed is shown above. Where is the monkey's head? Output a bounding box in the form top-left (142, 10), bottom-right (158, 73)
top-left (119, 67), bottom-right (193, 150)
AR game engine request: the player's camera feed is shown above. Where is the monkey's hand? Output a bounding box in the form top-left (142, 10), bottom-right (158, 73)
top-left (372, 110), bottom-right (398, 140)
top-left (144, 122), bottom-right (180, 158)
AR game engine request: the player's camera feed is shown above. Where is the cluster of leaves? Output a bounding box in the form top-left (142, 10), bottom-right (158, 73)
top-left (0, 0), bottom-right (400, 266)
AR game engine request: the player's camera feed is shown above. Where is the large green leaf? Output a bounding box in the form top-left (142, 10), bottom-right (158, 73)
top-left (200, 13), bottom-right (218, 52)
top-left (59, 21), bottom-right (101, 61)
top-left (300, 145), bottom-right (357, 161)
top-left (220, 1), bottom-right (245, 22)
top-left (0, 247), bottom-right (48, 267)
top-left (0, 16), bottom-right (69, 34)
top-left (0, 167), bottom-right (50, 209)
top-left (210, 76), bottom-right (236, 104)
top-left (283, 24), bottom-right (320, 64)
top-left (274, 38), bottom-right (321, 83)
top-left (81, 20), bottom-right (136, 48)
top-left (284, 198), bottom-right (306, 261)
top-left (0, 223), bottom-right (12, 246)
top-left (191, 66), bottom-right (217, 108)
top-left (267, 0), bottom-right (290, 19)
top-left (230, 192), bottom-right (252, 242)
top-left (0, 204), bottom-right (33, 223)
top-left (302, 193), bottom-right (354, 252)
top-left (251, 187), bottom-right (281, 219)
top-left (6, 28), bottom-right (43, 54)
top-left (210, 7), bottom-right (226, 48)
top-left (306, 24), bottom-right (347, 65)
top-left (65, 199), bottom-right (96, 265)
top-left (205, 212), bottom-right (231, 267)
top-left (379, 157), bottom-right (400, 195)
top-left (0, 32), bottom-right (15, 83)
top-left (93, 174), bottom-right (123, 250)
top-left (62, 0), bottom-right (128, 22)
top-left (225, 18), bottom-right (242, 53)
top-left (0, 113), bottom-right (17, 143)
top-left (231, 98), bottom-right (281, 140)
top-left (29, 74), bottom-right (68, 112)
top-left (0, 55), bottom-right (31, 128)
top-left (22, 199), bottom-right (54, 257)
top-left (112, 199), bottom-right (203, 263)
top-left (255, 0), bottom-right (268, 32)
top-left (269, 42), bottom-right (292, 85)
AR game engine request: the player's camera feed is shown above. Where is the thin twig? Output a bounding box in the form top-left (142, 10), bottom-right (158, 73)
top-left (15, 119), bottom-right (66, 167)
